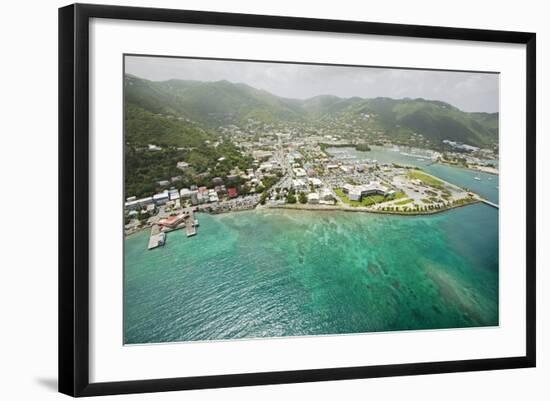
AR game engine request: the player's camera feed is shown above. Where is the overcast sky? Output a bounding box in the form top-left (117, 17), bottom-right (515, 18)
top-left (125, 56), bottom-right (499, 113)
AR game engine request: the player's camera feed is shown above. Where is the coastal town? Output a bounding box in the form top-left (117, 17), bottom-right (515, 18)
top-left (122, 59), bottom-right (502, 346)
top-left (125, 118), bottom-right (499, 248)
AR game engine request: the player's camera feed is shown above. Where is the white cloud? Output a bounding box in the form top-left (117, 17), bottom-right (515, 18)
top-left (125, 56), bottom-right (499, 112)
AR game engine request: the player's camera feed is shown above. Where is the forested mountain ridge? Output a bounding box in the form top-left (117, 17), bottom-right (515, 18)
top-left (125, 74), bottom-right (498, 148)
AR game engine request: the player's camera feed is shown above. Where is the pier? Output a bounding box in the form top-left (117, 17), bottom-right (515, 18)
top-left (147, 225), bottom-right (166, 250)
top-left (147, 210), bottom-right (199, 249)
top-left (185, 210), bottom-right (198, 237)
top-left (481, 199), bottom-right (499, 209)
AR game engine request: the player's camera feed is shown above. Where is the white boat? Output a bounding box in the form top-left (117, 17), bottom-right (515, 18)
top-left (474, 176), bottom-right (481, 181)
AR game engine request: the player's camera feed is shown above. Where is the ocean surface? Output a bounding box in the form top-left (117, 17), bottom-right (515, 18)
top-left (124, 147), bottom-right (499, 344)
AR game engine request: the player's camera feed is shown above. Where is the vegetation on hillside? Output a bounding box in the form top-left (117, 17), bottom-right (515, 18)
top-left (125, 75), bottom-right (499, 148)
top-left (124, 73), bottom-right (498, 198)
top-left (124, 104), bottom-right (253, 198)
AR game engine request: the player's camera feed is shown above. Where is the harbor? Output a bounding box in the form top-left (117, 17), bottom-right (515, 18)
top-left (147, 209), bottom-right (199, 250)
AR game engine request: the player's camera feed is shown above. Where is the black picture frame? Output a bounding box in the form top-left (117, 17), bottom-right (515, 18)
top-left (59, 3), bottom-right (536, 397)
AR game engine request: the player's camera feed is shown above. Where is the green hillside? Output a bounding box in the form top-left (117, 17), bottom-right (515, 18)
top-left (365, 97), bottom-right (498, 147)
top-left (125, 74), bottom-right (498, 148)
top-left (125, 103), bottom-right (212, 148)
top-left (124, 103), bottom-right (253, 198)
top-left (124, 74), bottom-right (499, 197)
top-left (125, 74), bottom-right (304, 127)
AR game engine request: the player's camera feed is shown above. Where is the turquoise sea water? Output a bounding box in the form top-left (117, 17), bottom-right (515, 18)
top-left (125, 189), bottom-right (498, 343)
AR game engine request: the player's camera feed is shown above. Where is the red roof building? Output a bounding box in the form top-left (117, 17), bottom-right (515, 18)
top-left (158, 214), bottom-right (187, 228)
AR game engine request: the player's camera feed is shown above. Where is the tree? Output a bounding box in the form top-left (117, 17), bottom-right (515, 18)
top-left (260, 192), bottom-right (268, 205)
top-left (287, 194), bottom-right (297, 204)
top-left (299, 192), bottom-right (307, 204)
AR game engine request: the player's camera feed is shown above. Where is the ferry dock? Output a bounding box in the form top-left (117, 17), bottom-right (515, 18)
top-left (185, 211), bottom-right (198, 237)
top-left (147, 225), bottom-right (166, 250)
top-left (147, 209), bottom-right (199, 250)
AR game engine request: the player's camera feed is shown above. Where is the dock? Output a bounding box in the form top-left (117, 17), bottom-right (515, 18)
top-left (147, 210), bottom-right (200, 249)
top-left (481, 199), bottom-right (499, 209)
top-left (147, 225), bottom-right (166, 250)
top-left (185, 210), bottom-right (198, 237)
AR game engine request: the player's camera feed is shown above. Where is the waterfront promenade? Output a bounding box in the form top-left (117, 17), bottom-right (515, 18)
top-left (264, 197), bottom-right (483, 216)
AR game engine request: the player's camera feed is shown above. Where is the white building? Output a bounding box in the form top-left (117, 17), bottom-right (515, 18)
top-left (252, 150), bottom-right (273, 161)
top-left (340, 165), bottom-right (351, 174)
top-left (138, 197), bottom-right (153, 206)
top-left (320, 188), bottom-right (335, 202)
top-left (362, 181), bottom-right (388, 196)
top-left (197, 192), bottom-right (209, 204)
top-left (124, 199), bottom-right (141, 210)
top-left (309, 177), bottom-right (322, 188)
top-left (176, 161), bottom-right (190, 170)
top-left (259, 162), bottom-right (273, 172)
top-left (180, 188), bottom-right (192, 198)
top-left (342, 181), bottom-right (389, 201)
top-left (307, 193), bottom-right (320, 204)
top-left (342, 183), bottom-right (355, 194)
top-left (168, 189), bottom-right (180, 201)
top-left (190, 191), bottom-right (199, 205)
top-left (292, 179), bottom-right (307, 191)
top-left (348, 189), bottom-right (363, 201)
top-left (293, 167), bottom-right (307, 177)
top-left (153, 191), bottom-right (170, 205)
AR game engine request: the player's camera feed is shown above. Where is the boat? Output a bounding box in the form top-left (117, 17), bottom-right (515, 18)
top-left (474, 176), bottom-right (481, 181)
top-left (158, 232), bottom-right (166, 246)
